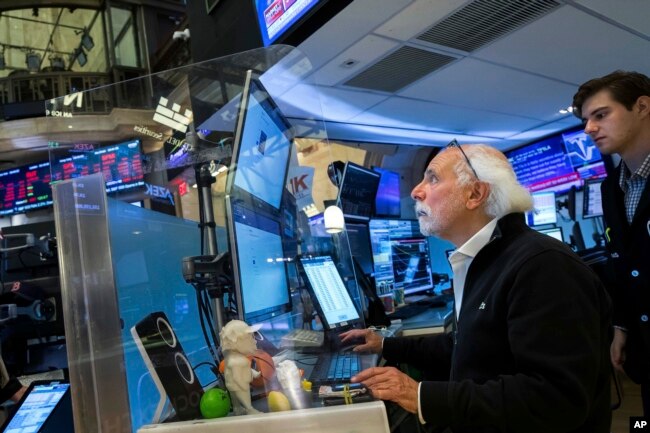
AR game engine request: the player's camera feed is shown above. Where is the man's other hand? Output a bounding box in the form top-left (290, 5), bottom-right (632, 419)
top-left (352, 366), bottom-right (419, 414)
top-left (339, 328), bottom-right (383, 354)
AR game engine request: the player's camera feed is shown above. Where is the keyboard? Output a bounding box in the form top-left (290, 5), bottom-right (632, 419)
top-left (280, 329), bottom-right (325, 349)
top-left (308, 352), bottom-right (361, 385)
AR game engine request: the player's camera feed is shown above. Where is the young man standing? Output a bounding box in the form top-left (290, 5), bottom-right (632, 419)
top-left (573, 70), bottom-right (650, 415)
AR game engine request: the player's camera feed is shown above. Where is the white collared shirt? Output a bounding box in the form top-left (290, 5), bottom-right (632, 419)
top-left (448, 218), bottom-right (498, 320)
top-left (417, 218), bottom-right (498, 424)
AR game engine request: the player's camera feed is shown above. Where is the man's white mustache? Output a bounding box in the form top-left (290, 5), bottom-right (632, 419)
top-left (415, 202), bottom-right (431, 217)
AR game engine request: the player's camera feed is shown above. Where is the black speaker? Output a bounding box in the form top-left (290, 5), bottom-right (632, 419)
top-left (131, 311), bottom-right (204, 421)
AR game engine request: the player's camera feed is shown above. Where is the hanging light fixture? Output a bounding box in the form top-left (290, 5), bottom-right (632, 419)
top-left (26, 52), bottom-right (41, 72)
top-left (76, 48), bottom-right (87, 67)
top-left (324, 205), bottom-right (345, 234)
top-left (50, 56), bottom-right (65, 70)
top-left (81, 29), bottom-right (94, 51)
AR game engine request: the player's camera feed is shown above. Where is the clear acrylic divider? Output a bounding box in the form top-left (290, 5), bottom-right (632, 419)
top-left (47, 46), bottom-right (379, 433)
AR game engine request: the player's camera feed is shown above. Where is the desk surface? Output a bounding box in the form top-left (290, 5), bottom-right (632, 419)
top-left (390, 296), bottom-right (454, 337)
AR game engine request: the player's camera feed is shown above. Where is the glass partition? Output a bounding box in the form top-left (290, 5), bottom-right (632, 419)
top-left (47, 46), bottom-right (377, 433)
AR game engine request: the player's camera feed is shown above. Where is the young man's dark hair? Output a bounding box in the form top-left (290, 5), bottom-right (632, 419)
top-left (572, 70), bottom-right (650, 118)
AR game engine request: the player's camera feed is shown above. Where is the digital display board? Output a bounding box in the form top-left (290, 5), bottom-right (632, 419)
top-left (506, 127), bottom-right (606, 193)
top-left (51, 139), bottom-right (144, 193)
top-left (0, 139), bottom-right (144, 216)
top-left (0, 161), bottom-right (53, 216)
top-left (254, 0), bottom-right (324, 46)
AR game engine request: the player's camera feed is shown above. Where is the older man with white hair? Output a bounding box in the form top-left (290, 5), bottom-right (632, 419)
top-left (341, 143), bottom-right (612, 433)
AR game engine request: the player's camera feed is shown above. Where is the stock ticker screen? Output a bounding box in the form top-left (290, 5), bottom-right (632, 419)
top-left (0, 161), bottom-right (53, 216)
top-left (0, 140), bottom-right (144, 216)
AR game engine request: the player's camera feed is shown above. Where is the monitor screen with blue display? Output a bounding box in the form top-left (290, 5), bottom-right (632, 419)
top-left (525, 191), bottom-right (557, 226)
top-left (582, 178), bottom-right (604, 218)
top-left (297, 255), bottom-right (361, 330)
top-left (506, 126), bottom-right (606, 193)
top-left (0, 381), bottom-right (72, 432)
top-left (373, 167), bottom-right (400, 217)
top-left (368, 219), bottom-right (433, 296)
top-left (227, 70), bottom-right (293, 212)
top-left (227, 197), bottom-right (291, 324)
top-left (254, 0), bottom-right (325, 46)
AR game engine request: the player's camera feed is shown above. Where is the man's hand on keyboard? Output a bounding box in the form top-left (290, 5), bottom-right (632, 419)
top-left (351, 366), bottom-right (419, 414)
top-left (339, 328), bottom-right (383, 354)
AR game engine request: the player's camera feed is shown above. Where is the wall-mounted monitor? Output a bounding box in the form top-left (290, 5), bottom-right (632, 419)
top-left (51, 139), bottom-right (145, 194)
top-left (538, 227), bottom-right (564, 243)
top-left (227, 70), bottom-right (293, 214)
top-left (506, 126), bottom-right (607, 194)
top-left (226, 196), bottom-right (291, 324)
top-left (0, 161), bottom-right (53, 216)
top-left (525, 191), bottom-right (557, 226)
top-left (582, 178), bottom-right (604, 219)
top-left (254, 0), bottom-right (326, 46)
top-left (368, 219), bottom-right (433, 296)
top-left (372, 167), bottom-right (400, 218)
top-left (337, 162), bottom-right (381, 221)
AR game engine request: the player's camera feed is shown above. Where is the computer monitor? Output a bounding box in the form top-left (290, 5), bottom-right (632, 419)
top-left (226, 196), bottom-right (291, 324)
top-left (296, 255), bottom-right (362, 331)
top-left (0, 160), bottom-right (53, 216)
top-left (583, 178), bottom-right (604, 218)
top-left (538, 227), bottom-right (564, 243)
top-left (345, 222), bottom-right (374, 277)
top-left (227, 70), bottom-right (293, 213)
top-left (337, 162), bottom-right (381, 221)
top-left (525, 191), bottom-right (557, 226)
top-left (368, 219), bottom-right (434, 296)
top-left (372, 167), bottom-right (400, 217)
top-left (0, 380), bottom-right (73, 433)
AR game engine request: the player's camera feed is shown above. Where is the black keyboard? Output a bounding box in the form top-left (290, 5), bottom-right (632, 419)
top-left (309, 352), bottom-right (361, 385)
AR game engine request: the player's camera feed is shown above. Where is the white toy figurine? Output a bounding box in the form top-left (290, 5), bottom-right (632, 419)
top-left (219, 320), bottom-right (262, 415)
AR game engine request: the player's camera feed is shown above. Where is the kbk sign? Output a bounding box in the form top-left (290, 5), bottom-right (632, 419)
top-left (286, 166), bottom-right (315, 209)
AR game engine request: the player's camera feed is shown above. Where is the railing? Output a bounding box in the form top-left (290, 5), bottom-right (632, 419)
top-left (0, 68), bottom-right (148, 119)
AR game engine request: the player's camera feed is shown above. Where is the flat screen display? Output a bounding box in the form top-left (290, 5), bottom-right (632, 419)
top-left (525, 191), bottom-right (557, 226)
top-left (373, 167), bottom-right (400, 217)
top-left (298, 255), bottom-right (360, 330)
top-left (368, 219), bottom-right (433, 296)
top-left (583, 178), bottom-right (604, 218)
top-left (506, 126), bottom-right (606, 193)
top-left (0, 140), bottom-right (144, 217)
top-left (229, 71), bottom-right (293, 212)
top-left (345, 222), bottom-right (373, 276)
top-left (0, 161), bottom-right (52, 216)
top-left (338, 162), bottom-right (381, 221)
top-left (1, 381), bottom-right (71, 432)
top-left (228, 198), bottom-right (291, 324)
top-left (254, 0), bottom-right (324, 46)
top-left (51, 139), bottom-right (144, 193)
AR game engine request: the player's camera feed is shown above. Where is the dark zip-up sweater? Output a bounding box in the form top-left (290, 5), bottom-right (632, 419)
top-left (383, 213), bottom-right (611, 433)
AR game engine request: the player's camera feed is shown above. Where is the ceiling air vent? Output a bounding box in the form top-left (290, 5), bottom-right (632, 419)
top-left (417, 0), bottom-right (560, 52)
top-left (343, 46), bottom-right (456, 92)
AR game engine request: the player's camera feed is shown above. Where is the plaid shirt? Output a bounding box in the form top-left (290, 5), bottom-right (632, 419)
top-left (618, 153), bottom-right (650, 224)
